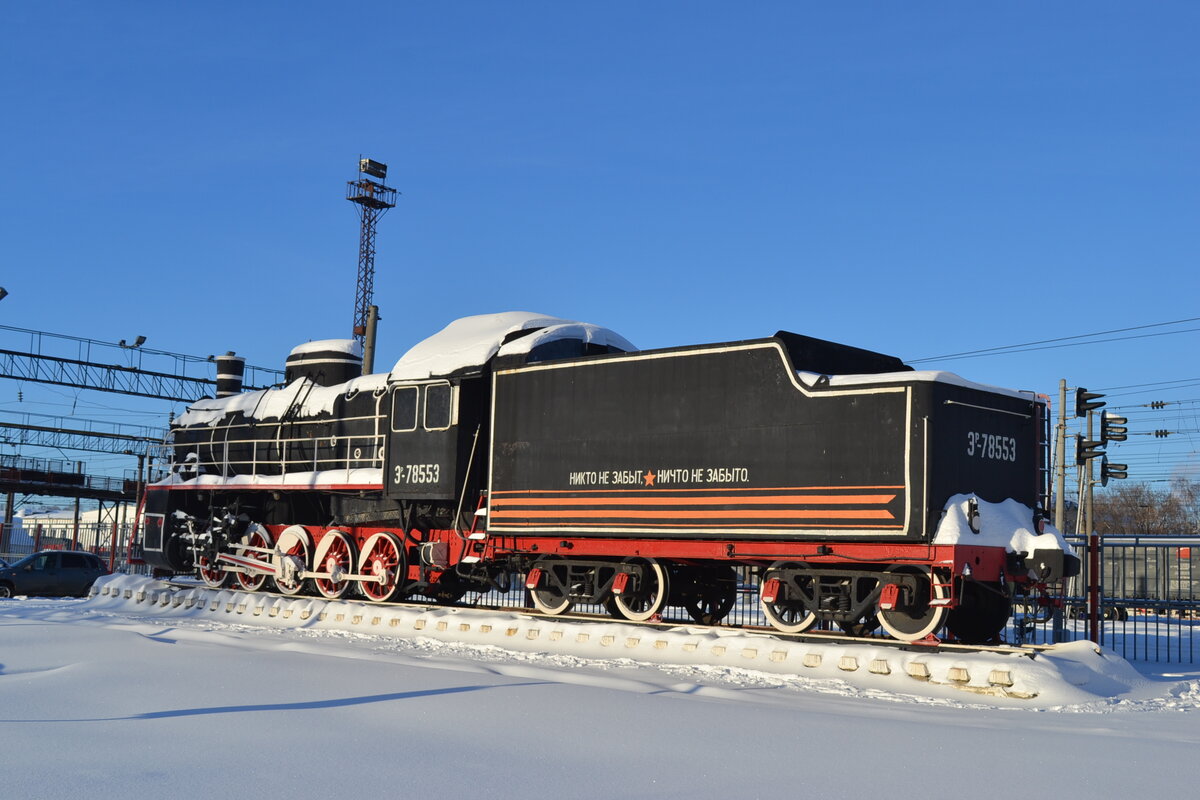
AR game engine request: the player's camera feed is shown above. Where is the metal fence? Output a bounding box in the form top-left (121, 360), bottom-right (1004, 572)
top-left (1012, 536), bottom-right (1199, 663)
top-left (0, 521), bottom-right (151, 574)
top-left (4, 522), bottom-right (1196, 663)
top-left (452, 537), bottom-right (1200, 664)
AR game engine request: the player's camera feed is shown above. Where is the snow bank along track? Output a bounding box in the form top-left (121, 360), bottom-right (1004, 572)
top-left (90, 574), bottom-right (1141, 706)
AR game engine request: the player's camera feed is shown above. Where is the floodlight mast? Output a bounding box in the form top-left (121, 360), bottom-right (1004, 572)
top-left (346, 158), bottom-right (397, 351)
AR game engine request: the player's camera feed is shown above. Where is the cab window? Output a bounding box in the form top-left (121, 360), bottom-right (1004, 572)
top-left (391, 387), bottom-right (419, 432)
top-left (424, 383), bottom-right (452, 430)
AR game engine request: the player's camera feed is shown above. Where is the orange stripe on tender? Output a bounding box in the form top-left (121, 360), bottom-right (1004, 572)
top-left (497, 494), bottom-right (896, 507)
top-left (488, 521), bottom-right (906, 529)
top-left (490, 508), bottom-right (895, 521)
top-left (491, 485), bottom-right (905, 496)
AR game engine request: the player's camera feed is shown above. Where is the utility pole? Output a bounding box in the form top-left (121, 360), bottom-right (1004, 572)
top-left (1055, 379), bottom-right (1067, 533)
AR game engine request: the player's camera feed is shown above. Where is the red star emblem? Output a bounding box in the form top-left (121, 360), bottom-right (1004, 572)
top-left (643, 470), bottom-right (656, 487)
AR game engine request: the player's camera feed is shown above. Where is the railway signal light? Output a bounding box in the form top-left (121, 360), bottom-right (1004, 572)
top-left (1100, 457), bottom-right (1128, 487)
top-left (1076, 435), bottom-right (1104, 465)
top-left (1100, 412), bottom-right (1128, 444)
top-left (1075, 388), bottom-right (1105, 417)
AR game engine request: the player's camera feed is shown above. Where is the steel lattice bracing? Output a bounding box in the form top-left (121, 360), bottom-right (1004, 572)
top-left (0, 324), bottom-right (283, 403)
top-left (346, 177), bottom-right (397, 345)
top-left (0, 348), bottom-right (217, 402)
top-left (0, 416), bottom-right (164, 456)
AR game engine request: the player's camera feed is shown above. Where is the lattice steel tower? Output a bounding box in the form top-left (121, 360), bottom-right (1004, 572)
top-left (346, 158), bottom-right (397, 344)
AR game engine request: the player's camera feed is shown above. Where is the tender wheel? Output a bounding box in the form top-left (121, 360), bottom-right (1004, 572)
top-left (609, 558), bottom-right (669, 622)
top-left (233, 524), bottom-right (273, 592)
top-left (528, 557), bottom-right (573, 615)
top-left (946, 580), bottom-right (1012, 643)
top-left (272, 525), bottom-right (312, 596)
top-left (358, 532), bottom-right (406, 603)
top-left (313, 530), bottom-right (356, 600)
top-left (877, 565), bottom-right (950, 642)
top-left (681, 566), bottom-right (738, 625)
top-left (760, 561), bottom-right (818, 634)
top-left (196, 552), bottom-right (229, 589)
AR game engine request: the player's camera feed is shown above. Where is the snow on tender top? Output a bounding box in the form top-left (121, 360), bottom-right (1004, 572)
top-left (289, 338), bottom-right (362, 358)
top-left (800, 369), bottom-right (1036, 401)
top-left (389, 311), bottom-right (635, 381)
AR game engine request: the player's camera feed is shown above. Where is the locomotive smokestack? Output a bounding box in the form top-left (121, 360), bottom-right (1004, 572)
top-left (286, 339), bottom-right (363, 387)
top-left (214, 352), bottom-right (245, 397)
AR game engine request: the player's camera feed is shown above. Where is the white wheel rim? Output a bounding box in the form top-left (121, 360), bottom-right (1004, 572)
top-left (234, 524), bottom-right (273, 591)
top-left (760, 595), bottom-right (817, 634)
top-left (358, 533), bottom-right (403, 602)
top-left (529, 560), bottom-right (573, 615)
top-left (313, 531), bottom-right (356, 599)
top-left (273, 525), bottom-right (311, 595)
top-left (613, 559), bottom-right (668, 622)
top-left (877, 568), bottom-right (950, 642)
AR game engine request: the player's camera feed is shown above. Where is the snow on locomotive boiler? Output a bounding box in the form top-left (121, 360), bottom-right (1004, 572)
top-left (138, 312), bottom-right (1078, 643)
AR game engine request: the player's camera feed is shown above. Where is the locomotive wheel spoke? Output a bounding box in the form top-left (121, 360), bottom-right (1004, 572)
top-left (877, 566), bottom-right (949, 642)
top-left (196, 552), bottom-right (228, 589)
top-left (313, 530), bottom-right (356, 600)
top-left (528, 557), bottom-right (573, 615)
top-left (233, 525), bottom-right (273, 592)
top-left (760, 561), bottom-right (818, 634)
top-left (610, 558), bottom-right (669, 622)
top-left (272, 525), bottom-right (312, 596)
top-left (358, 532), bottom-right (406, 603)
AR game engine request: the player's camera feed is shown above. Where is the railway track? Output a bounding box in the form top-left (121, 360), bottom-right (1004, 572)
top-left (159, 578), bottom-right (1053, 659)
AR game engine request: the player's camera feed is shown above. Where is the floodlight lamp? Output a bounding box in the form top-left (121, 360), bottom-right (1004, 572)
top-left (133, 335), bottom-right (147, 348)
top-left (359, 158), bottom-right (388, 179)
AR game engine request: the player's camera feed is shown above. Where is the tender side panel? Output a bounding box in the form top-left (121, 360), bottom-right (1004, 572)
top-left (923, 383), bottom-right (1042, 511)
top-left (489, 342), bottom-right (915, 539)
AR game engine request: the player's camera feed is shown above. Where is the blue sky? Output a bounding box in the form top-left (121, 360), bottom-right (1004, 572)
top-left (1, 2), bottom-right (1197, 485)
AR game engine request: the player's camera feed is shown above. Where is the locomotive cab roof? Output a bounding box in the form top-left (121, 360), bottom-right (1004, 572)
top-left (388, 311), bottom-right (637, 382)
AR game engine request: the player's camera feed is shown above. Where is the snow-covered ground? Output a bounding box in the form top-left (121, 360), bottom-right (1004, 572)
top-left (2, 575), bottom-right (1198, 799)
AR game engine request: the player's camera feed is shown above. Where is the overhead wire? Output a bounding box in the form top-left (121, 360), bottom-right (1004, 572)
top-left (909, 316), bottom-right (1200, 363)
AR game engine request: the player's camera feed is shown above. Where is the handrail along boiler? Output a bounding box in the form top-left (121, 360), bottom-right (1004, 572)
top-left (136, 313), bottom-right (1078, 642)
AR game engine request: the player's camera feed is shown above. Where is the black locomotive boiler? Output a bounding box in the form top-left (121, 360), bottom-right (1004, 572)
top-left (137, 312), bottom-right (1078, 643)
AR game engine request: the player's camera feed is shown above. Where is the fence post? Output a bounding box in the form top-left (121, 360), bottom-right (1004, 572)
top-left (1088, 532), bottom-right (1101, 644)
top-left (34, 523), bottom-right (43, 551)
top-left (109, 520), bottom-right (119, 572)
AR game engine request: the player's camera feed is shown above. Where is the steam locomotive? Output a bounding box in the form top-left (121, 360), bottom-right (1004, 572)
top-left (137, 312), bottom-right (1078, 643)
